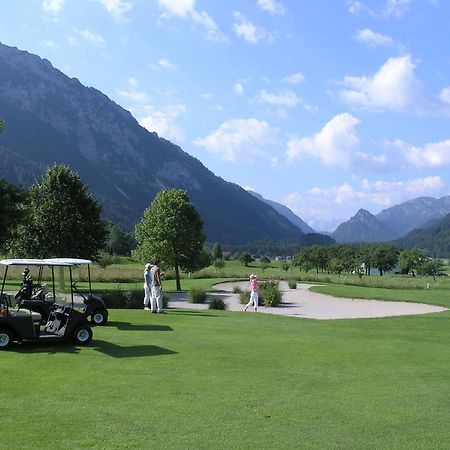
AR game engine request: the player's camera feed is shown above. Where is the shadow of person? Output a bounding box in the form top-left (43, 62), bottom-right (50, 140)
top-left (91, 339), bottom-right (177, 358)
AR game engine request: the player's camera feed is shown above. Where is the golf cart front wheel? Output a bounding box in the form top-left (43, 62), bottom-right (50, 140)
top-left (91, 310), bottom-right (108, 326)
top-left (73, 325), bottom-right (93, 346)
top-left (0, 328), bottom-right (13, 350)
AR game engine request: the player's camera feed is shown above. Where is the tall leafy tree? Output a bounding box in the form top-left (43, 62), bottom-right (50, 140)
top-left (12, 164), bottom-right (107, 259)
top-left (105, 221), bottom-right (135, 256)
top-left (0, 179), bottom-right (26, 251)
top-left (211, 242), bottom-right (223, 261)
top-left (134, 189), bottom-right (207, 291)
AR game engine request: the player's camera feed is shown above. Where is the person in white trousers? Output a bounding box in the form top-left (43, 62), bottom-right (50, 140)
top-left (150, 258), bottom-right (164, 313)
top-left (243, 274), bottom-right (259, 312)
top-left (143, 263), bottom-right (153, 310)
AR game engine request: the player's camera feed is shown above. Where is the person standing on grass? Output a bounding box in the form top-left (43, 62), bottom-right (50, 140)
top-left (143, 263), bottom-right (153, 311)
top-left (150, 258), bottom-right (164, 313)
top-left (243, 274), bottom-right (259, 312)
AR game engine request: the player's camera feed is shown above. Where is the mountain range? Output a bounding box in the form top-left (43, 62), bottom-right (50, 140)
top-left (0, 42), bottom-right (312, 245)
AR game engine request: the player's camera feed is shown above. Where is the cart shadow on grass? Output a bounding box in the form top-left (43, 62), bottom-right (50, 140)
top-left (107, 321), bottom-right (174, 332)
top-left (11, 338), bottom-right (177, 358)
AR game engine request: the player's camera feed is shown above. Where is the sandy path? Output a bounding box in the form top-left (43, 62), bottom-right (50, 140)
top-left (166, 281), bottom-right (447, 320)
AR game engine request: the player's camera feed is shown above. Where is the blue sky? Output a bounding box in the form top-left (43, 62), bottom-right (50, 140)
top-left (1, 0), bottom-right (450, 231)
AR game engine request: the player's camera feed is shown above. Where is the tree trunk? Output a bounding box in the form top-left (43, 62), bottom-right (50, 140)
top-left (175, 264), bottom-right (181, 291)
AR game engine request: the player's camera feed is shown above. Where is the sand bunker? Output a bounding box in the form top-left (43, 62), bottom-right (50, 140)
top-left (167, 281), bottom-right (447, 320)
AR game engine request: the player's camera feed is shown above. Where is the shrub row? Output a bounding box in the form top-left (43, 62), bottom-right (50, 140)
top-left (99, 290), bottom-right (169, 309)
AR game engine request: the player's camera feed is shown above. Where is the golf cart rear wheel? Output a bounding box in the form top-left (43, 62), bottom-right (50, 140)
top-left (73, 325), bottom-right (93, 346)
top-left (0, 329), bottom-right (13, 350)
top-left (91, 310), bottom-right (108, 326)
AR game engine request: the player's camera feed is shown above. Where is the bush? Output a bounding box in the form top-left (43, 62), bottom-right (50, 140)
top-left (188, 288), bottom-right (207, 304)
top-left (98, 290), bottom-right (168, 309)
top-left (259, 281), bottom-right (282, 307)
top-left (239, 291), bottom-right (250, 304)
top-left (233, 286), bottom-right (243, 294)
top-left (209, 297), bottom-right (227, 310)
top-left (288, 281), bottom-right (297, 289)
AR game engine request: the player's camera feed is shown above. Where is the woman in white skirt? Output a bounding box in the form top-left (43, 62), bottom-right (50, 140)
top-left (243, 274), bottom-right (259, 312)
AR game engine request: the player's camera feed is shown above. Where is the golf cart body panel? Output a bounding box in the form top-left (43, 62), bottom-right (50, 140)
top-left (0, 259), bottom-right (95, 349)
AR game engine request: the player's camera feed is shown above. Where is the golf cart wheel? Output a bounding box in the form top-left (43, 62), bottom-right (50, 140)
top-left (0, 328), bottom-right (13, 350)
top-left (91, 310), bottom-right (108, 326)
top-left (73, 325), bottom-right (93, 346)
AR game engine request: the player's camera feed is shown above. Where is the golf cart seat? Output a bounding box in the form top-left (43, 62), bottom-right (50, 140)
top-left (12, 309), bottom-right (42, 323)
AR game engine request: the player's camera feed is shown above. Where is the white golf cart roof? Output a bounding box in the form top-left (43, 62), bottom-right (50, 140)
top-left (0, 258), bottom-right (92, 267)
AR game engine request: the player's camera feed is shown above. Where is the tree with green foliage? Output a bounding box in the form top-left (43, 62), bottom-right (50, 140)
top-left (260, 256), bottom-right (270, 264)
top-left (11, 164), bottom-right (107, 259)
top-left (399, 248), bottom-right (427, 276)
top-left (214, 258), bottom-right (225, 269)
top-left (417, 258), bottom-right (444, 280)
top-left (0, 179), bottom-right (26, 251)
top-left (239, 252), bottom-right (254, 267)
top-left (105, 222), bottom-right (135, 256)
top-left (211, 242), bottom-right (223, 261)
top-left (0, 118), bottom-right (4, 132)
top-left (280, 260), bottom-right (290, 272)
top-left (371, 244), bottom-right (399, 276)
top-left (134, 189), bottom-right (207, 291)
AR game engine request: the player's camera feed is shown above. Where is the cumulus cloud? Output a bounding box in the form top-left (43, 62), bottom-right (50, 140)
top-left (286, 113), bottom-right (361, 168)
top-left (95, 0), bottom-right (133, 18)
top-left (193, 118), bottom-right (277, 162)
top-left (43, 0), bottom-right (65, 13)
top-left (390, 138), bottom-right (450, 168)
top-left (139, 104), bottom-right (187, 142)
top-left (282, 72), bottom-right (305, 84)
top-left (354, 28), bottom-right (394, 46)
top-left (336, 54), bottom-right (435, 113)
top-left (257, 0), bottom-right (286, 15)
top-left (118, 77), bottom-right (150, 103)
top-left (158, 0), bottom-right (227, 42)
top-left (256, 89), bottom-right (300, 108)
top-left (232, 12), bottom-right (276, 44)
top-left (158, 58), bottom-right (178, 69)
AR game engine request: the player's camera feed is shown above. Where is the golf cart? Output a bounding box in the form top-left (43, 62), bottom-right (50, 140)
top-left (0, 258), bottom-right (98, 350)
top-left (13, 258), bottom-right (108, 326)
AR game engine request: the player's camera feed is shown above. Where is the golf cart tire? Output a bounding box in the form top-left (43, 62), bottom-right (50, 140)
top-left (0, 328), bottom-right (13, 350)
top-left (91, 310), bottom-right (108, 326)
top-left (72, 325), bottom-right (93, 346)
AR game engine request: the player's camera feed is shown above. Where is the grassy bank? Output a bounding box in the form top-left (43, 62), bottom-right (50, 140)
top-left (2, 308), bottom-right (450, 449)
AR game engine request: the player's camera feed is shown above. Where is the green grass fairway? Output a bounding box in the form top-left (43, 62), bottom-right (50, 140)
top-left (2, 308), bottom-right (450, 449)
top-left (311, 284), bottom-right (450, 308)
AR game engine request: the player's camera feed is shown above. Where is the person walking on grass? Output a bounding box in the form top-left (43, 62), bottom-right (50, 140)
top-left (143, 263), bottom-right (153, 311)
top-left (150, 258), bottom-right (164, 313)
top-left (243, 274), bottom-right (259, 312)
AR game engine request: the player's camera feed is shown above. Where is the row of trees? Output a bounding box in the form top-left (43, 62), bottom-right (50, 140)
top-left (292, 243), bottom-right (444, 277)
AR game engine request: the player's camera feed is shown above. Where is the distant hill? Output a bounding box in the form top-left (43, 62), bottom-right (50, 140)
top-left (332, 208), bottom-right (399, 243)
top-left (247, 191), bottom-right (315, 234)
top-left (395, 213), bottom-right (450, 257)
top-left (376, 196), bottom-right (450, 236)
top-left (0, 42), bottom-right (311, 245)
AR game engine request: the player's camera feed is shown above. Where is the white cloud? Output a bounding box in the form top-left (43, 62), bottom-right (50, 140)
top-left (256, 89), bottom-right (300, 108)
top-left (139, 104), bottom-right (186, 142)
top-left (346, 0), bottom-right (411, 18)
top-left (75, 28), bottom-right (106, 46)
top-left (118, 78), bottom-right (150, 103)
top-left (257, 0), bottom-right (286, 15)
top-left (336, 54), bottom-right (432, 113)
top-left (158, 58), bottom-right (178, 69)
top-left (286, 113), bottom-right (360, 168)
top-left (282, 72), bottom-right (305, 84)
top-left (311, 176), bottom-right (444, 208)
top-left (95, 0), bottom-right (133, 18)
top-left (158, 0), bottom-right (227, 42)
top-left (234, 83), bottom-right (244, 95)
top-left (43, 0), bottom-right (65, 13)
top-left (439, 86), bottom-right (450, 104)
top-left (390, 138), bottom-right (450, 168)
top-left (355, 28), bottom-right (393, 46)
top-left (232, 12), bottom-right (275, 44)
top-left (193, 118), bottom-right (277, 162)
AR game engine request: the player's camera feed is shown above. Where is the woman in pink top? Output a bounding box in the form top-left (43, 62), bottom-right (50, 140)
top-left (243, 274), bottom-right (259, 312)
